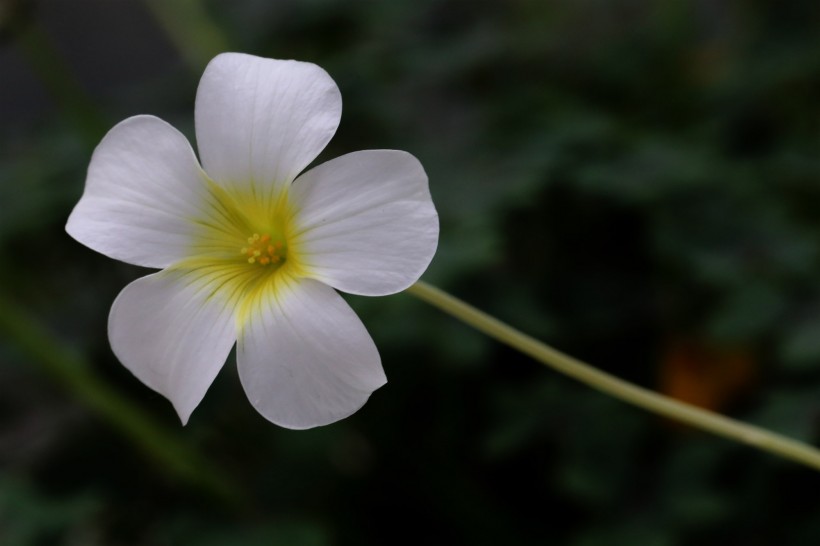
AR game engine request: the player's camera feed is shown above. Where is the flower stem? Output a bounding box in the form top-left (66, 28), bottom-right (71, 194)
top-left (406, 280), bottom-right (820, 471)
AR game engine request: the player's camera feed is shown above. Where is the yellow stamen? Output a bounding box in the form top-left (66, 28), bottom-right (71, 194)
top-left (239, 232), bottom-right (286, 267)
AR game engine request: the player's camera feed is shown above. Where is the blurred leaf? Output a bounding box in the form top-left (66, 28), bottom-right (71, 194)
top-left (0, 475), bottom-right (101, 546)
top-left (779, 315), bottom-right (820, 371)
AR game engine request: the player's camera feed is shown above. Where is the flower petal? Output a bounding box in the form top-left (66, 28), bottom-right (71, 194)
top-left (66, 115), bottom-right (209, 268)
top-left (237, 277), bottom-right (385, 429)
top-left (108, 271), bottom-right (237, 424)
top-left (195, 53), bottom-right (341, 196)
top-left (290, 150), bottom-right (439, 296)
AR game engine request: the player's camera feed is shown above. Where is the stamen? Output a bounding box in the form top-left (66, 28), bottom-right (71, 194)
top-left (239, 232), bottom-right (286, 267)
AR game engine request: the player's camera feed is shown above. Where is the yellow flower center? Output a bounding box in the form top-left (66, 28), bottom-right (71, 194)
top-left (174, 180), bottom-right (309, 305)
top-left (240, 233), bottom-right (286, 266)
top-left (169, 179), bottom-right (310, 328)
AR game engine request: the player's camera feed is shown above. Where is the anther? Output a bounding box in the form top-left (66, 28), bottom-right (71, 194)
top-left (241, 232), bottom-right (285, 267)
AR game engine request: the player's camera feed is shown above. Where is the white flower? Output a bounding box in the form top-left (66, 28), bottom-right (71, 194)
top-left (65, 53), bottom-right (439, 429)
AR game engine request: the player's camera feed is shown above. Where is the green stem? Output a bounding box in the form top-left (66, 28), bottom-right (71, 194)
top-left (406, 281), bottom-right (820, 471)
top-left (0, 292), bottom-right (249, 509)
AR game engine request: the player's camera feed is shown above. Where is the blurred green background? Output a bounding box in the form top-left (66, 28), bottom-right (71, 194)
top-left (2, 0), bottom-right (820, 544)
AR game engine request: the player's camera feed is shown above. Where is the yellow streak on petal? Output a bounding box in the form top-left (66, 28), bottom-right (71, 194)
top-left (175, 178), bottom-right (312, 333)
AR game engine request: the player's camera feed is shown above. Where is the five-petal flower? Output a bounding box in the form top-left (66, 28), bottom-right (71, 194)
top-left (66, 53), bottom-right (439, 429)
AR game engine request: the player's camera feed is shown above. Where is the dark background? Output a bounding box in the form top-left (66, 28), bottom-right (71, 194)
top-left (2, 0), bottom-right (820, 544)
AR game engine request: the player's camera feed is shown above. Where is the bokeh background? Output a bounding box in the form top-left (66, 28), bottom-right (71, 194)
top-left (2, 0), bottom-right (820, 544)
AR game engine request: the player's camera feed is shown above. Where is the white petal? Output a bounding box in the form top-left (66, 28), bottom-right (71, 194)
top-left (108, 271), bottom-right (237, 424)
top-left (237, 277), bottom-right (385, 429)
top-left (195, 53), bottom-right (341, 196)
top-left (66, 115), bottom-right (209, 268)
top-left (290, 150), bottom-right (439, 296)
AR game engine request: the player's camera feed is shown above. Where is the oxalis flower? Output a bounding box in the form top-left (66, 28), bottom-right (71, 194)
top-left (66, 53), bottom-right (439, 429)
